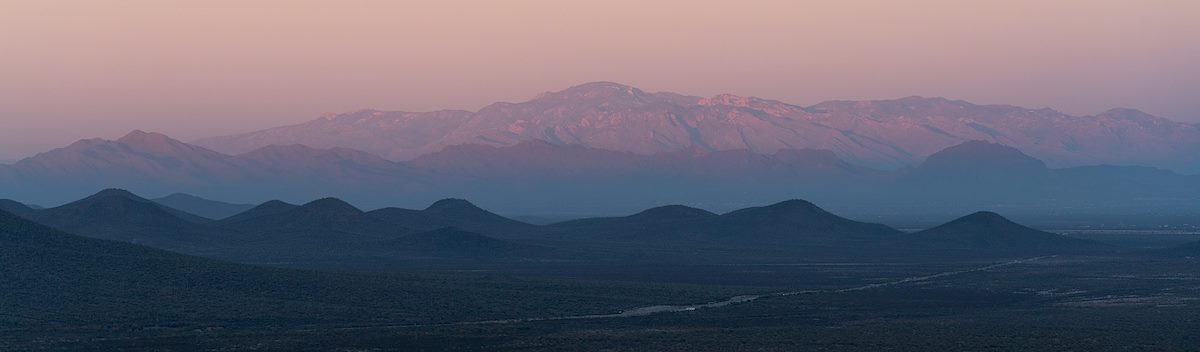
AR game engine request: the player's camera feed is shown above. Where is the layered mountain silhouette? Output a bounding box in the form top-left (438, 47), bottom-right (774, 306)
top-left (910, 140), bottom-right (1049, 178)
top-left (217, 197), bottom-right (403, 245)
top-left (25, 189), bottom-right (215, 249)
top-left (152, 193), bottom-right (254, 220)
top-left (216, 199), bottom-right (299, 224)
top-left (909, 211), bottom-right (1109, 252)
top-left (196, 82), bottom-right (1200, 172)
top-left (550, 200), bottom-right (900, 245)
top-left (207, 197), bottom-right (553, 260)
top-left (368, 198), bottom-right (538, 238)
top-left (716, 200), bottom-right (902, 242)
top-left (8, 189), bottom-right (1126, 267)
top-left (9, 189), bottom-right (554, 261)
top-left (549, 205), bottom-right (720, 241)
top-left (0, 208), bottom-right (659, 331)
top-left (0, 199), bottom-right (35, 217)
top-left (3, 130), bottom-right (1199, 218)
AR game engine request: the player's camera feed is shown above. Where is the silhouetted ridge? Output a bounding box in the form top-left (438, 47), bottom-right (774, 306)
top-left (26, 189), bottom-right (212, 247)
top-left (425, 198), bottom-right (484, 213)
top-left (550, 198), bottom-right (900, 243)
top-left (951, 211), bottom-right (1023, 226)
top-left (0, 199), bottom-right (35, 217)
top-left (215, 197), bottom-right (398, 245)
top-left (301, 197), bottom-right (363, 215)
top-left (912, 211), bottom-right (1107, 252)
top-left (116, 129), bottom-right (174, 144)
top-left (627, 205), bottom-right (717, 221)
top-left (219, 200), bottom-right (298, 224)
top-left (265, 197), bottom-right (375, 228)
top-left (718, 199), bottom-right (902, 239)
top-left (86, 188), bottom-right (141, 200)
top-left (919, 140), bottom-right (1047, 171)
top-left (421, 198), bottom-right (528, 226)
top-left (723, 199), bottom-right (832, 219)
top-left (64, 188), bottom-right (210, 224)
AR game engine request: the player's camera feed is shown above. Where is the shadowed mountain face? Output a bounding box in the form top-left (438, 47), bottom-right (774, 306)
top-left (423, 199), bottom-right (530, 227)
top-left (25, 189), bottom-right (214, 249)
top-left (0, 209), bottom-right (711, 333)
top-left (550, 200), bottom-right (900, 245)
top-left (913, 140), bottom-right (1048, 176)
top-left (0, 199), bottom-right (35, 217)
top-left (218, 198), bottom-right (404, 245)
top-left (716, 200), bottom-right (902, 241)
top-left (216, 200), bottom-right (298, 224)
top-left (195, 82), bottom-right (1200, 172)
top-left (897, 140), bottom-right (1055, 202)
top-left (909, 211), bottom-right (1108, 252)
top-left (152, 193), bottom-right (254, 220)
top-left (624, 205), bottom-right (718, 223)
top-left (367, 198), bottom-right (538, 238)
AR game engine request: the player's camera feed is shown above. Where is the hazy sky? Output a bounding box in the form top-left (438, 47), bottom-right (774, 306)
top-left (2, 0), bottom-right (1197, 161)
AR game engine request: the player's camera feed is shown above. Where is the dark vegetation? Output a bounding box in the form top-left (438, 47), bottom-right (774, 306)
top-left (2, 190), bottom-right (1197, 351)
top-left (0, 209), bottom-right (753, 346)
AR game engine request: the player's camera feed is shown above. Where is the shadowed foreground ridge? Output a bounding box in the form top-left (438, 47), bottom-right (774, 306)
top-left (911, 211), bottom-right (1109, 252)
top-left (3, 190), bottom-right (1200, 351)
top-left (0, 208), bottom-right (734, 340)
top-left (25, 188), bottom-right (213, 248)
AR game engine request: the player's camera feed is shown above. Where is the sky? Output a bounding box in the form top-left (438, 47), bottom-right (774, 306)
top-left (1, 0), bottom-right (1198, 162)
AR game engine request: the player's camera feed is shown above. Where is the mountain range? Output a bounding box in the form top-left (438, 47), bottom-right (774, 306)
top-left (2, 129), bottom-right (1197, 220)
top-left (2, 82), bottom-right (1198, 219)
top-left (3, 189), bottom-right (1112, 266)
top-left (195, 82), bottom-right (1200, 172)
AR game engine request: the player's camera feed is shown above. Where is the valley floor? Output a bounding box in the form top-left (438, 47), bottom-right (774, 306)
top-left (9, 255), bottom-right (1199, 351)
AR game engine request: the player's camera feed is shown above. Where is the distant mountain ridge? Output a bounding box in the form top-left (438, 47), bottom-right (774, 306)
top-left (2, 130), bottom-right (1199, 218)
top-left (195, 81), bottom-right (1200, 172)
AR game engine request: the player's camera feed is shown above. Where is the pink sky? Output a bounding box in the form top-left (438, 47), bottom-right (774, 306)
top-left (1, 0), bottom-right (1198, 161)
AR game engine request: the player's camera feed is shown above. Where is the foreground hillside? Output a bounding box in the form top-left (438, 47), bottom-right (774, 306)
top-left (0, 208), bottom-right (747, 340)
top-left (4, 197), bottom-right (1195, 351)
top-left (7, 204), bottom-right (1197, 351)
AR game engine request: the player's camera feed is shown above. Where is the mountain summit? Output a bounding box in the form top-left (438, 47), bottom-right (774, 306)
top-left (910, 211), bottom-right (1107, 252)
top-left (919, 140), bottom-right (1047, 172)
